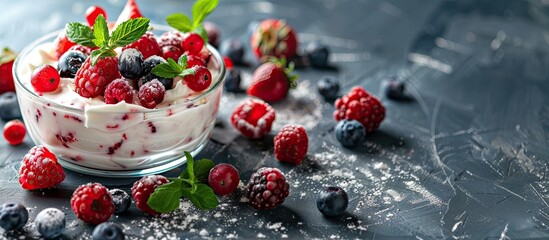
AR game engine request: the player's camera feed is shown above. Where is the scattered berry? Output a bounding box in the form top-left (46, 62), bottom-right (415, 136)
top-left (204, 21), bottom-right (221, 48)
top-left (306, 43), bottom-right (330, 67)
top-left (35, 208), bottom-right (65, 238)
top-left (58, 50), bottom-right (88, 78)
top-left (157, 31), bottom-right (184, 48)
top-left (70, 183), bottom-right (115, 225)
top-left (131, 175), bottom-right (169, 215)
top-left (381, 77), bottom-right (407, 100)
top-left (122, 32), bottom-right (161, 59)
top-left (86, 6), bottom-right (108, 26)
top-left (316, 187), bottom-right (348, 217)
top-left (140, 56), bottom-right (173, 90)
top-left (182, 33), bottom-right (205, 55)
top-left (75, 57), bottom-right (121, 98)
top-left (184, 66), bottom-right (212, 92)
top-left (109, 189), bottom-right (131, 214)
top-left (19, 146), bottom-right (65, 190)
top-left (3, 120), bottom-right (26, 145)
top-left (220, 38), bottom-right (245, 65)
top-left (247, 61), bottom-right (298, 102)
top-left (68, 45), bottom-right (93, 55)
top-left (138, 79), bottom-right (165, 109)
top-left (92, 222), bottom-right (125, 240)
top-left (104, 79), bottom-right (135, 104)
top-left (31, 65), bottom-right (61, 92)
top-left (335, 119), bottom-right (366, 148)
top-left (334, 86), bottom-right (385, 133)
top-left (0, 48), bottom-right (16, 94)
top-left (317, 76), bottom-right (340, 100)
top-left (54, 31), bottom-right (76, 60)
top-left (251, 19), bottom-right (298, 59)
top-left (118, 48), bottom-right (144, 80)
top-left (0, 203), bottom-right (28, 231)
top-left (0, 92), bottom-right (22, 121)
top-left (230, 99), bottom-right (276, 139)
top-left (208, 163), bottom-right (240, 196)
top-left (224, 69), bottom-right (242, 93)
top-left (274, 125), bottom-right (308, 165)
top-left (161, 45), bottom-right (183, 61)
top-left (246, 167), bottom-right (290, 210)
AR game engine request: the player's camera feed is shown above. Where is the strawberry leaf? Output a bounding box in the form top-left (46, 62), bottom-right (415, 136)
top-left (192, 0), bottom-right (219, 28)
top-left (147, 179), bottom-right (183, 213)
top-left (92, 14), bottom-right (109, 47)
top-left (166, 13), bottom-right (193, 32)
top-left (109, 17), bottom-right (150, 48)
top-left (66, 22), bottom-right (97, 47)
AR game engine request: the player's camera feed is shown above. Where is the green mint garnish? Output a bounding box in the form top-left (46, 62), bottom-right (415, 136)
top-left (165, 0), bottom-right (219, 42)
top-left (65, 14), bottom-right (150, 65)
top-left (147, 151), bottom-right (218, 213)
top-left (151, 54), bottom-right (197, 79)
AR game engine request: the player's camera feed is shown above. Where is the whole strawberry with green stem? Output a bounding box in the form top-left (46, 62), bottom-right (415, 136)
top-left (0, 48), bottom-right (16, 94)
top-left (251, 19), bottom-right (298, 60)
top-left (247, 58), bottom-right (299, 102)
top-left (165, 0), bottom-right (219, 44)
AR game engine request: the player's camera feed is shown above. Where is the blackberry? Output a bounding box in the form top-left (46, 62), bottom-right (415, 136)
top-left (316, 187), bottom-right (349, 217)
top-left (35, 208), bottom-right (65, 239)
top-left (57, 50), bottom-right (87, 78)
top-left (0, 92), bottom-right (22, 121)
top-left (109, 189), bottom-right (131, 214)
top-left (246, 167), bottom-right (290, 210)
top-left (140, 56), bottom-right (173, 90)
top-left (119, 48), bottom-right (144, 80)
top-left (0, 203), bottom-right (28, 231)
top-left (92, 222), bottom-right (125, 240)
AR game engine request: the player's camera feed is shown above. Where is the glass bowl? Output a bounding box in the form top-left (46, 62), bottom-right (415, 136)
top-left (13, 24), bottom-right (226, 177)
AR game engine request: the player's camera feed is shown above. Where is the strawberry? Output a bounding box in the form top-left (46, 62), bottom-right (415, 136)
top-left (0, 48), bottom-right (16, 94)
top-left (115, 0), bottom-right (144, 27)
top-left (247, 59), bottom-right (298, 102)
top-left (250, 19), bottom-right (298, 60)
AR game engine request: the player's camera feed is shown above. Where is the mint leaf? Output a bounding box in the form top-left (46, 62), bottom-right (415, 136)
top-left (92, 14), bottom-right (109, 47)
top-left (151, 58), bottom-right (183, 79)
top-left (185, 151), bottom-right (195, 182)
top-left (192, 0), bottom-right (219, 28)
top-left (188, 183), bottom-right (219, 210)
top-left (147, 179), bottom-right (183, 213)
top-left (110, 18), bottom-right (150, 48)
top-left (66, 22), bottom-right (96, 47)
top-left (166, 13), bottom-right (193, 32)
top-left (180, 68), bottom-right (196, 77)
top-left (178, 54), bottom-right (188, 69)
top-left (180, 159), bottom-right (215, 183)
top-left (193, 25), bottom-right (209, 43)
top-left (90, 49), bottom-right (116, 66)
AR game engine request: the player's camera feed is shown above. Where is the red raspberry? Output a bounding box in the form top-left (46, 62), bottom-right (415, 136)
top-left (18, 146), bottom-right (65, 190)
top-left (68, 45), bottom-right (93, 55)
top-left (230, 99), bottom-right (276, 139)
top-left (246, 167), bottom-right (290, 210)
top-left (161, 45), bottom-right (183, 61)
top-left (31, 65), bottom-right (60, 92)
top-left (70, 183), bottom-right (114, 224)
top-left (74, 57), bottom-right (121, 98)
top-left (123, 32), bottom-right (161, 59)
top-left (334, 86), bottom-right (385, 133)
top-left (85, 6), bottom-right (107, 27)
top-left (131, 175), bottom-right (168, 215)
top-left (104, 78), bottom-right (135, 104)
top-left (157, 31), bottom-right (184, 48)
top-left (3, 120), bottom-right (26, 145)
top-left (181, 33), bottom-right (204, 55)
top-left (138, 79), bottom-right (165, 109)
top-left (184, 66), bottom-right (212, 92)
top-left (274, 125), bottom-right (308, 165)
top-left (54, 31), bottom-right (76, 60)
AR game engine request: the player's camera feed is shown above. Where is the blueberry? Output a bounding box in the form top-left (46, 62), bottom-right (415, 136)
top-left (306, 43), bottom-right (330, 68)
top-left (35, 208), bottom-right (65, 239)
top-left (219, 38), bottom-right (245, 65)
top-left (140, 56), bottom-right (173, 90)
top-left (119, 49), bottom-right (144, 80)
top-left (0, 92), bottom-right (22, 121)
top-left (109, 189), bottom-right (131, 214)
top-left (224, 69), bottom-right (242, 93)
top-left (335, 120), bottom-right (366, 148)
top-left (0, 203), bottom-right (28, 231)
top-left (57, 50), bottom-right (87, 78)
top-left (381, 77), bottom-right (406, 100)
top-left (316, 187), bottom-right (349, 217)
top-left (92, 222), bottom-right (125, 240)
top-left (317, 76), bottom-right (340, 100)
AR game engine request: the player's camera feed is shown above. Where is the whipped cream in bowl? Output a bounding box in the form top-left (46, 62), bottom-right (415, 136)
top-left (13, 24), bottom-right (226, 177)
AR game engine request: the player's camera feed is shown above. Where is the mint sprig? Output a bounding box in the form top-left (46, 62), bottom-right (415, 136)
top-left (65, 14), bottom-right (149, 65)
top-left (165, 0), bottom-right (219, 42)
top-left (147, 151), bottom-right (218, 213)
top-left (151, 54), bottom-right (197, 79)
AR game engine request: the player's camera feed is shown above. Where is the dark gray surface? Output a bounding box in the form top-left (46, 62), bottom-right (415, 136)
top-left (1, 0), bottom-right (549, 239)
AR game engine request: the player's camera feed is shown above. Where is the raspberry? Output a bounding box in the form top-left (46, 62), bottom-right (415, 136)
top-left (18, 145), bottom-right (65, 190)
top-left (230, 99), bottom-right (276, 139)
top-left (70, 183), bottom-right (114, 225)
top-left (274, 125), bottom-right (308, 165)
top-left (138, 79), bottom-right (165, 109)
top-left (181, 33), bottom-right (204, 54)
top-left (54, 31), bottom-right (76, 60)
top-left (131, 175), bottom-right (168, 215)
top-left (104, 79), bottom-right (135, 104)
top-left (246, 167), bottom-right (290, 210)
top-left (333, 86), bottom-right (385, 133)
top-left (3, 120), bottom-right (26, 145)
top-left (122, 32), bottom-right (161, 59)
top-left (184, 66), bottom-right (212, 92)
top-left (157, 31), bottom-right (184, 48)
top-left (75, 56), bottom-right (121, 98)
top-left (31, 65), bottom-right (60, 92)
top-left (161, 45), bottom-right (183, 61)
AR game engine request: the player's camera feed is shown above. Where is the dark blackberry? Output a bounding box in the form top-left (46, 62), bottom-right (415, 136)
top-left (246, 167), bottom-right (290, 210)
top-left (57, 50), bottom-right (87, 78)
top-left (0, 203), bottom-right (28, 231)
top-left (119, 48), bottom-right (144, 80)
top-left (140, 56), bottom-right (173, 90)
top-left (109, 189), bottom-right (131, 214)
